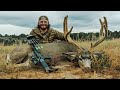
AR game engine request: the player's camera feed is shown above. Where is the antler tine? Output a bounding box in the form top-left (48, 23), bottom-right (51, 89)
top-left (89, 17), bottom-right (108, 51)
top-left (103, 17), bottom-right (108, 36)
top-left (63, 15), bottom-right (84, 51)
top-left (104, 17), bottom-right (108, 29)
top-left (99, 18), bottom-right (103, 35)
top-left (64, 15), bottom-right (68, 37)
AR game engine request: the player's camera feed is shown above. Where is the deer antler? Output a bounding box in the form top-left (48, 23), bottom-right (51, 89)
top-left (63, 15), bottom-right (84, 51)
top-left (89, 17), bottom-right (108, 51)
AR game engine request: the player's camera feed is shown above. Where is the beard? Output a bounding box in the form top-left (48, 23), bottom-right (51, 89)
top-left (38, 24), bottom-right (48, 30)
top-left (40, 27), bottom-right (47, 30)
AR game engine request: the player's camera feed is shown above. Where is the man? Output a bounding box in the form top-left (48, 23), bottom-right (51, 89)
top-left (30, 15), bottom-right (65, 43)
top-left (28, 16), bottom-right (67, 72)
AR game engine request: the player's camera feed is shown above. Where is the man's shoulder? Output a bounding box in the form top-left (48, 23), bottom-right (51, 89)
top-left (31, 27), bottom-right (39, 32)
top-left (30, 27), bottom-right (39, 35)
top-left (32, 27), bottom-right (38, 31)
top-left (49, 28), bottom-right (55, 31)
top-left (49, 28), bottom-right (61, 33)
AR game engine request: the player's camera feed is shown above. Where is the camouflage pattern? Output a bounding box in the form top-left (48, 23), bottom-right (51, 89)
top-left (30, 27), bottom-right (65, 43)
top-left (39, 16), bottom-right (49, 21)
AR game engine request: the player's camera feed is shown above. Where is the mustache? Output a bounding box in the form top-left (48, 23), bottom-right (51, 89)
top-left (40, 24), bottom-right (48, 26)
top-left (37, 24), bottom-right (50, 29)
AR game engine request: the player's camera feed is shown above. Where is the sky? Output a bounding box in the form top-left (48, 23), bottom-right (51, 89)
top-left (0, 11), bottom-right (120, 35)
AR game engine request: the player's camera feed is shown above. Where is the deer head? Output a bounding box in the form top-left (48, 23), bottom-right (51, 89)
top-left (63, 16), bottom-right (108, 70)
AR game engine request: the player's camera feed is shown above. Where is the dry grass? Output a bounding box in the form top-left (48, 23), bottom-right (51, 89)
top-left (0, 39), bottom-right (120, 79)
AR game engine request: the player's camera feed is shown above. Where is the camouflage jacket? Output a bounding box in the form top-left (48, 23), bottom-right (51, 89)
top-left (30, 27), bottom-right (65, 43)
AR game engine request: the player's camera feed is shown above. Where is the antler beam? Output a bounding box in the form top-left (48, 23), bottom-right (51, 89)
top-left (89, 17), bottom-right (108, 51)
top-left (63, 15), bottom-right (84, 51)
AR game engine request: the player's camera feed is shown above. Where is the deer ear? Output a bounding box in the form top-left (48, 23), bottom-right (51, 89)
top-left (93, 51), bottom-right (105, 56)
top-left (92, 51), bottom-right (105, 60)
top-left (62, 52), bottom-right (77, 61)
top-left (62, 52), bottom-right (77, 56)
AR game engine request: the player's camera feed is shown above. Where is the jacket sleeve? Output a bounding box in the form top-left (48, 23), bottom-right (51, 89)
top-left (30, 29), bottom-right (36, 36)
top-left (48, 29), bottom-right (65, 42)
top-left (30, 29), bottom-right (39, 39)
top-left (55, 30), bottom-right (65, 40)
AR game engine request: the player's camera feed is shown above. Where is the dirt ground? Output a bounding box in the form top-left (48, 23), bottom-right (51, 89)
top-left (0, 61), bottom-right (120, 79)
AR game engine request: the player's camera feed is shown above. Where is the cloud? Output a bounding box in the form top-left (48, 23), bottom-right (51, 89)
top-left (0, 24), bottom-right (32, 35)
top-left (0, 11), bottom-right (120, 35)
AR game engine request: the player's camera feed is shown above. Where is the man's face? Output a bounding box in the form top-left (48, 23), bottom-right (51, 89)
top-left (38, 19), bottom-right (49, 30)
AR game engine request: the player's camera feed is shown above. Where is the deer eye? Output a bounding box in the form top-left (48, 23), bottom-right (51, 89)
top-left (87, 55), bottom-right (91, 59)
top-left (78, 55), bottom-right (82, 60)
top-left (81, 55), bottom-right (86, 59)
top-left (81, 54), bottom-right (91, 59)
